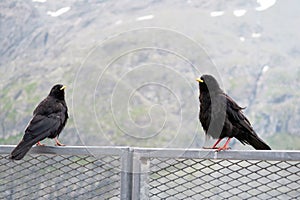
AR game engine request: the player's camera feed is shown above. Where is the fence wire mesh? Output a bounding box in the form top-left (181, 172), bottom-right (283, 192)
top-left (0, 146), bottom-right (122, 200)
top-left (148, 158), bottom-right (300, 200)
top-left (0, 146), bottom-right (299, 200)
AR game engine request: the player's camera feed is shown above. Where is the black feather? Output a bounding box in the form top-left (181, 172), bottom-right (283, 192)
top-left (10, 84), bottom-right (68, 160)
top-left (197, 74), bottom-right (271, 150)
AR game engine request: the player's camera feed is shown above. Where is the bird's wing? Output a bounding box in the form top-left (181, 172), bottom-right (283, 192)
top-left (33, 96), bottom-right (68, 120)
top-left (221, 94), bottom-right (254, 133)
top-left (220, 94), bottom-right (271, 150)
top-left (23, 113), bottom-right (63, 143)
top-left (33, 97), bottom-right (53, 116)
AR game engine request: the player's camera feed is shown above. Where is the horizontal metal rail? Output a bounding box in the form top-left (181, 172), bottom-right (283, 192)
top-left (0, 145), bottom-right (130, 156)
top-left (1, 145), bottom-right (300, 199)
top-left (133, 147), bottom-right (300, 161)
top-left (1, 145), bottom-right (300, 161)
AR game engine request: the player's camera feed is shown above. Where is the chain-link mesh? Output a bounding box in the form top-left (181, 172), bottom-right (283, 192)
top-left (148, 158), bottom-right (300, 200)
top-left (0, 153), bottom-right (120, 200)
top-left (1, 146), bottom-right (300, 199)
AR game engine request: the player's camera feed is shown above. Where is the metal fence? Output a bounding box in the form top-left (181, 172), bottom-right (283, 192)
top-left (0, 145), bottom-right (300, 199)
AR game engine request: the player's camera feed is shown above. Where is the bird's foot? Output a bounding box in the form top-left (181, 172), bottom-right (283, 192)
top-left (55, 142), bottom-right (65, 146)
top-left (215, 138), bottom-right (232, 152)
top-left (55, 138), bottom-right (65, 146)
top-left (216, 146), bottom-right (231, 152)
top-left (36, 141), bottom-right (45, 146)
top-left (203, 146), bottom-right (220, 149)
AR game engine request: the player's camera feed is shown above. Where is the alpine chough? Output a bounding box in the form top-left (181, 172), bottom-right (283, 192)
top-left (196, 74), bottom-right (271, 151)
top-left (10, 84), bottom-right (68, 160)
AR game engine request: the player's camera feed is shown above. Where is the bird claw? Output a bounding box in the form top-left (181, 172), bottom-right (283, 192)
top-left (216, 146), bottom-right (231, 152)
top-left (202, 146), bottom-right (220, 149)
top-left (55, 142), bottom-right (65, 146)
top-left (55, 138), bottom-right (65, 146)
top-left (36, 142), bottom-right (45, 146)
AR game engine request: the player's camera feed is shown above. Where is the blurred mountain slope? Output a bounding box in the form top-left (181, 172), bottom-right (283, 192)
top-left (1, 0), bottom-right (300, 149)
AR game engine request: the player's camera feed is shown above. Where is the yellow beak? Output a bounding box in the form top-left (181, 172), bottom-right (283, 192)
top-left (196, 78), bottom-right (203, 83)
top-left (60, 85), bottom-right (67, 90)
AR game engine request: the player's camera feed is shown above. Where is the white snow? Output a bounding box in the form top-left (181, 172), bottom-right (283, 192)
top-left (136, 15), bottom-right (154, 21)
top-left (47, 7), bottom-right (71, 17)
top-left (262, 65), bottom-right (270, 73)
top-left (233, 9), bottom-right (247, 17)
top-left (252, 32), bottom-right (261, 38)
top-left (210, 11), bottom-right (225, 17)
top-left (32, 0), bottom-right (47, 2)
top-left (256, 0), bottom-right (277, 11)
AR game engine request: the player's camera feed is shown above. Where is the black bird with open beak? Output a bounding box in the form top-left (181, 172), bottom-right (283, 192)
top-left (196, 74), bottom-right (271, 151)
top-left (10, 84), bottom-right (68, 160)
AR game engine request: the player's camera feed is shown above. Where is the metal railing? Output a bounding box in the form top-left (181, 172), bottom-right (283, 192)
top-left (0, 145), bottom-right (299, 199)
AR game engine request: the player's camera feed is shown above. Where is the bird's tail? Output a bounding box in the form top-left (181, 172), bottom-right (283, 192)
top-left (9, 139), bottom-right (35, 160)
top-left (246, 133), bottom-right (271, 150)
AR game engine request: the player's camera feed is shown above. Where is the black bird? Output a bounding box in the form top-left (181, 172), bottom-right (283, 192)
top-left (196, 75), bottom-right (271, 151)
top-left (10, 84), bottom-right (68, 160)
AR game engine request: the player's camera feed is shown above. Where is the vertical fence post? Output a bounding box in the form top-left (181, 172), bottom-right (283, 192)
top-left (120, 147), bottom-right (133, 200)
top-left (132, 150), bottom-right (150, 200)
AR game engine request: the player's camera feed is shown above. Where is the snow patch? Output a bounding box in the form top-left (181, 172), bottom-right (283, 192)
top-left (136, 15), bottom-right (154, 21)
top-left (47, 7), bottom-right (71, 17)
top-left (210, 11), bottom-right (225, 17)
top-left (252, 32), bottom-right (261, 38)
top-left (262, 65), bottom-right (269, 73)
top-left (32, 0), bottom-right (47, 2)
top-left (233, 9), bottom-right (247, 17)
top-left (256, 0), bottom-right (277, 11)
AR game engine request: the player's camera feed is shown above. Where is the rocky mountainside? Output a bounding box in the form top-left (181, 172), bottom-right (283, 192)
top-left (1, 0), bottom-right (300, 149)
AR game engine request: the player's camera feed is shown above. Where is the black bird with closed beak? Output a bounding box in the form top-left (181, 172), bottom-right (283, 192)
top-left (196, 74), bottom-right (271, 151)
top-left (10, 84), bottom-right (68, 160)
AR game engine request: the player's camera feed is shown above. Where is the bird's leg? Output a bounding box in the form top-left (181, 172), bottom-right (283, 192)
top-left (212, 138), bottom-right (222, 149)
top-left (55, 138), bottom-right (65, 146)
top-left (203, 138), bottom-right (222, 149)
top-left (216, 138), bottom-right (231, 152)
top-left (36, 141), bottom-right (45, 146)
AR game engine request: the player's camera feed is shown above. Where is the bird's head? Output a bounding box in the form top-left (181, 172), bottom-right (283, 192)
top-left (49, 84), bottom-right (66, 100)
top-left (196, 74), bottom-right (222, 93)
